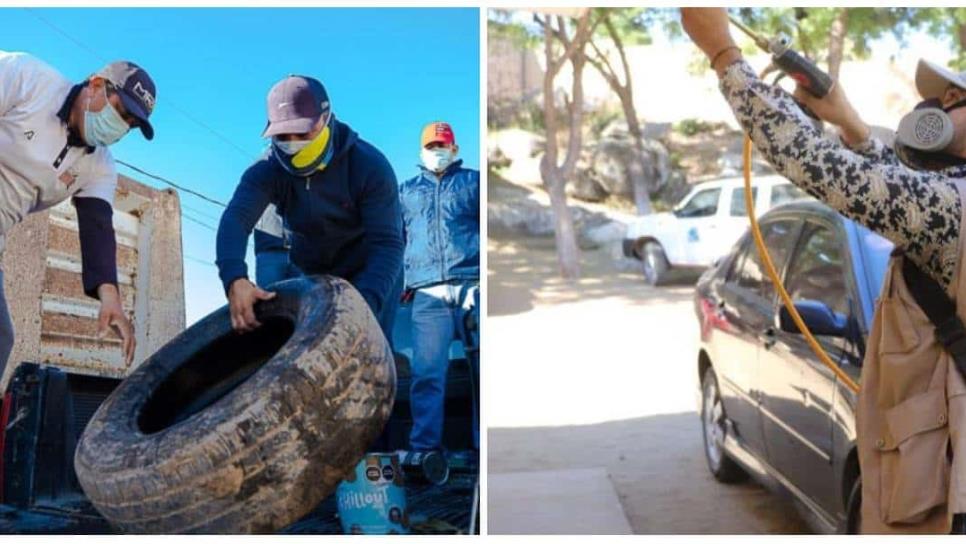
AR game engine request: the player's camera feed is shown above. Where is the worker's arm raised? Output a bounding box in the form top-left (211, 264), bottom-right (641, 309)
top-left (681, 7), bottom-right (963, 290)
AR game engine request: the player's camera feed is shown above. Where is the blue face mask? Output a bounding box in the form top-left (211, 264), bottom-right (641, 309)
top-left (83, 86), bottom-right (130, 147)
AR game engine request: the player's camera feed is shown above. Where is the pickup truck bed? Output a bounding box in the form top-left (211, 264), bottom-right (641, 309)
top-left (0, 344), bottom-right (478, 534)
top-left (0, 473), bottom-right (478, 534)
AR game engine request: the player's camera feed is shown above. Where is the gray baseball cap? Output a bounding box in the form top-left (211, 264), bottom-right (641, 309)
top-left (262, 75), bottom-right (330, 138)
top-left (916, 59), bottom-right (966, 100)
top-left (96, 60), bottom-right (156, 140)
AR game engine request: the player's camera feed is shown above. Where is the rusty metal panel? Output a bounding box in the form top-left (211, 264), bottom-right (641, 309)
top-left (33, 196), bottom-right (142, 378)
top-left (2, 174), bottom-right (186, 387)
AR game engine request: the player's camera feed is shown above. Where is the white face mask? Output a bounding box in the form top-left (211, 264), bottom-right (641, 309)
top-left (273, 139), bottom-right (311, 155)
top-left (83, 86), bottom-right (130, 147)
top-left (421, 147), bottom-right (454, 173)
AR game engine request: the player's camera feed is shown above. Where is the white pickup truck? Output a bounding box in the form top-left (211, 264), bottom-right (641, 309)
top-left (622, 175), bottom-right (808, 285)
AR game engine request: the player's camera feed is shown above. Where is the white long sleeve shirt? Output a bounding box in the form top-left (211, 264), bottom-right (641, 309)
top-left (0, 50), bottom-right (116, 252)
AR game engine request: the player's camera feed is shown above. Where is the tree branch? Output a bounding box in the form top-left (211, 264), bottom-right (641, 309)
top-left (604, 14), bottom-right (633, 92)
top-left (588, 39), bottom-right (623, 90)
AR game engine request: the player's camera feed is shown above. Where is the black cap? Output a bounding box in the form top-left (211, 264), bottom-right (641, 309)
top-left (97, 60), bottom-right (156, 140)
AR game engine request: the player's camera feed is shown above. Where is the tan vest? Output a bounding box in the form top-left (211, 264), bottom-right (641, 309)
top-left (858, 181), bottom-right (966, 533)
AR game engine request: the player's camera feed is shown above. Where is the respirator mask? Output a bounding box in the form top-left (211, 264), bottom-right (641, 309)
top-left (895, 97), bottom-right (966, 171)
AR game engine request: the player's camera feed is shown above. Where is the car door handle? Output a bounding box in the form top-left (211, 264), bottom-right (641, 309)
top-left (760, 327), bottom-right (777, 349)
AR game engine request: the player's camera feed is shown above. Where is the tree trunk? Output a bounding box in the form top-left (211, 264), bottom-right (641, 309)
top-left (545, 166), bottom-right (581, 279)
top-left (589, 14), bottom-right (654, 216)
top-left (621, 95), bottom-right (654, 215)
top-left (540, 16), bottom-right (581, 279)
top-left (827, 8), bottom-right (849, 80)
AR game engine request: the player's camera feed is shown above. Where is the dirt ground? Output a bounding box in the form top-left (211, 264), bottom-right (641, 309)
top-left (486, 233), bottom-right (811, 534)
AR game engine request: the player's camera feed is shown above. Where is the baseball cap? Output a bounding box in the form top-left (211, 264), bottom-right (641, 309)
top-left (96, 61), bottom-right (156, 140)
top-left (263, 75), bottom-right (330, 138)
top-left (421, 121), bottom-right (455, 147)
top-left (916, 59), bottom-right (966, 100)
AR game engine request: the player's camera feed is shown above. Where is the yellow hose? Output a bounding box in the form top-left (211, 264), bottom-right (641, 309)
top-left (742, 132), bottom-right (861, 394)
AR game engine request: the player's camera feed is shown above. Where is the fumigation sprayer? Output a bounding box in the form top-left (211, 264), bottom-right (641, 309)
top-left (728, 15), bottom-right (860, 394)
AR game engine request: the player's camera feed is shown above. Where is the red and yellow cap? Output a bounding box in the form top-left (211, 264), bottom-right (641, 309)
top-left (421, 121), bottom-right (455, 147)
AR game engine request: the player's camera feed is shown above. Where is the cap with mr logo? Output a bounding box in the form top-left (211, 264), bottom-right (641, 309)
top-left (96, 60), bottom-right (156, 140)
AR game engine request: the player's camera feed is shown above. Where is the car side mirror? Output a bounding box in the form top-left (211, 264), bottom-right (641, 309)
top-left (778, 299), bottom-right (848, 337)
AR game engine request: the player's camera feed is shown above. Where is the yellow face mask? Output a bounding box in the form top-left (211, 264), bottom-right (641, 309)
top-left (292, 123), bottom-right (332, 170)
top-left (273, 116), bottom-right (336, 177)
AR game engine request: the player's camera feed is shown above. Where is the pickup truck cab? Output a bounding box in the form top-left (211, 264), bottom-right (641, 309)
top-left (622, 175), bottom-right (808, 285)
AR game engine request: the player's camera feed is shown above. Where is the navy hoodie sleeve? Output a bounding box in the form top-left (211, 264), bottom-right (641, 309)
top-left (73, 196), bottom-right (118, 298)
top-left (216, 163), bottom-right (274, 294)
top-left (354, 150), bottom-right (404, 315)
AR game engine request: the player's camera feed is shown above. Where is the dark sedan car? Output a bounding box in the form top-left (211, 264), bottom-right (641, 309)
top-left (693, 199), bottom-right (894, 534)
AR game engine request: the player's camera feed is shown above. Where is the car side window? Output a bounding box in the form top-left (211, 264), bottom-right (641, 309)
top-left (770, 184), bottom-right (808, 208)
top-left (725, 235), bottom-right (751, 284)
top-left (729, 187), bottom-right (758, 217)
top-left (733, 219), bottom-right (799, 301)
top-left (784, 223), bottom-right (849, 316)
top-left (674, 188), bottom-right (721, 218)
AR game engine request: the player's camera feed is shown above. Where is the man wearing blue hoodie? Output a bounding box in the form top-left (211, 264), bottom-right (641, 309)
top-left (216, 75), bottom-right (403, 341)
top-left (399, 122), bottom-right (480, 454)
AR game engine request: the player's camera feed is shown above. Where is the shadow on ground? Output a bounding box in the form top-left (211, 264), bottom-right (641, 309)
top-left (489, 413), bottom-right (812, 535)
top-left (487, 234), bottom-right (697, 318)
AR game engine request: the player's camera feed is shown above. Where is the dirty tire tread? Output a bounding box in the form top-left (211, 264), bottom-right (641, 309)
top-left (74, 277), bottom-right (395, 534)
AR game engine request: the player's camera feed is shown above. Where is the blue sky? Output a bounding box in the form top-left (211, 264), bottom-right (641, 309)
top-left (3, 7), bottom-right (480, 324)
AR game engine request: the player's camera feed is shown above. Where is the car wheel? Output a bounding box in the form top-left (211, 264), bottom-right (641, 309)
top-left (74, 276), bottom-right (396, 533)
top-left (701, 366), bottom-right (746, 483)
top-left (640, 241), bottom-right (669, 286)
top-left (845, 475), bottom-right (861, 534)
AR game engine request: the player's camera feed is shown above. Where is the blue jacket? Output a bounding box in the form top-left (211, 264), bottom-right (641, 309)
top-left (399, 160), bottom-right (479, 290)
top-left (216, 119), bottom-right (404, 316)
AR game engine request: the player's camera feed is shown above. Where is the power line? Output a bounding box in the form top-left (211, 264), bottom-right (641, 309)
top-left (182, 203), bottom-right (222, 223)
top-left (26, 9), bottom-right (107, 64)
top-left (24, 9), bottom-right (276, 243)
top-left (181, 213), bottom-right (217, 232)
top-left (24, 8), bottom-right (257, 163)
top-left (116, 159), bottom-right (227, 208)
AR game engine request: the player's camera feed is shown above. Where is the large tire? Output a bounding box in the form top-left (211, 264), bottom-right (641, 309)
top-left (74, 276), bottom-right (395, 533)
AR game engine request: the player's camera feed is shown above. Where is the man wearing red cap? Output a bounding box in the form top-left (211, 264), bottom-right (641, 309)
top-left (399, 121), bottom-right (480, 455)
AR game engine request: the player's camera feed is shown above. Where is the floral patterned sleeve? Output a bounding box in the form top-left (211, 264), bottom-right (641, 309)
top-left (719, 59), bottom-right (962, 289)
top-left (847, 136), bottom-right (901, 166)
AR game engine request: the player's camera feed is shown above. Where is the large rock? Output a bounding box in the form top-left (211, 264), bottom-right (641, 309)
top-left (488, 128), bottom-right (544, 163)
top-left (569, 165), bottom-right (609, 202)
top-left (716, 151), bottom-right (775, 177)
top-left (576, 132), bottom-right (672, 201)
top-left (600, 119), bottom-right (672, 142)
top-left (488, 129), bottom-right (547, 188)
top-left (488, 186), bottom-right (616, 244)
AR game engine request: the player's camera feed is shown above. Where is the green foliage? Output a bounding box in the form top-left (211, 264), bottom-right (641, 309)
top-left (669, 151), bottom-right (683, 169)
top-left (731, 8), bottom-right (918, 65)
top-left (673, 118), bottom-right (715, 137)
top-left (488, 96), bottom-right (548, 132)
top-left (586, 104), bottom-right (622, 135)
top-left (487, 10), bottom-right (541, 49)
top-left (907, 8), bottom-right (966, 70)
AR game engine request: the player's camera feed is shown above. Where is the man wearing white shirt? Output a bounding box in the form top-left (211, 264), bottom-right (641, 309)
top-left (0, 50), bottom-right (156, 376)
